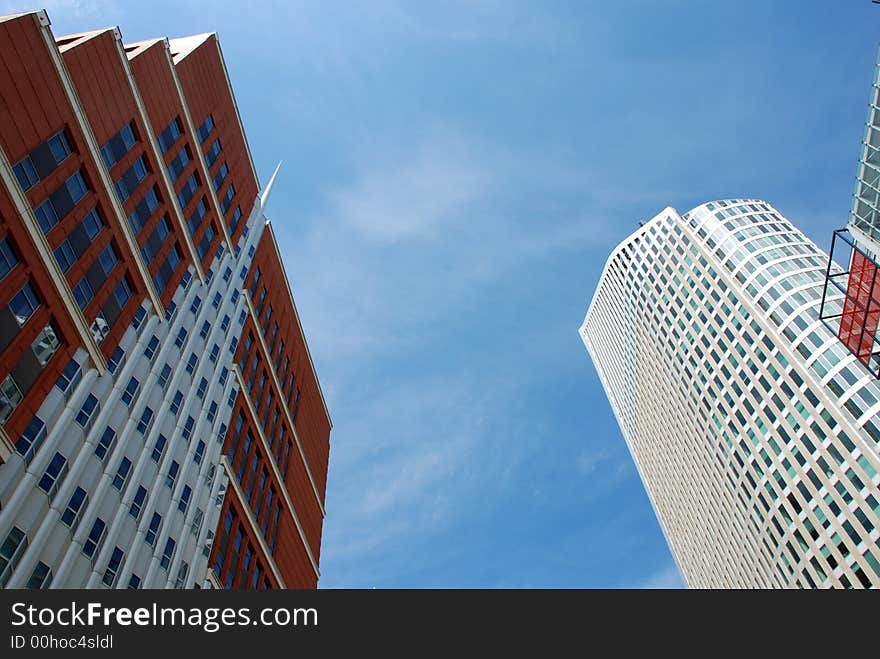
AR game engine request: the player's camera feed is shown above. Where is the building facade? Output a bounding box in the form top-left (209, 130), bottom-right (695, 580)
top-left (581, 199), bottom-right (880, 588)
top-left (0, 10), bottom-right (330, 589)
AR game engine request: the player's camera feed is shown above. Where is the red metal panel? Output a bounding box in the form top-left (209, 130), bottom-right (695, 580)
top-left (839, 250), bottom-right (880, 366)
top-left (62, 31), bottom-right (186, 309)
top-left (172, 35), bottom-right (258, 245)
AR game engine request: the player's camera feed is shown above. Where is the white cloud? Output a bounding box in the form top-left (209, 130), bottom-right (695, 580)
top-left (330, 131), bottom-right (491, 243)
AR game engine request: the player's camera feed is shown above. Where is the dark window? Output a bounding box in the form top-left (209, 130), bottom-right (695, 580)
top-left (9, 282), bottom-right (40, 326)
top-left (145, 512), bottom-right (161, 546)
top-left (112, 457), bottom-right (132, 490)
top-left (157, 118), bottom-right (182, 154)
top-left (196, 115), bottom-right (215, 143)
top-left (61, 487), bottom-right (87, 528)
top-left (0, 237), bottom-right (19, 280)
top-left (82, 517), bottom-right (106, 558)
top-left (94, 426), bottom-right (116, 461)
top-left (129, 485), bottom-right (147, 519)
top-left (101, 122), bottom-right (137, 169)
top-left (102, 547), bottom-right (124, 587)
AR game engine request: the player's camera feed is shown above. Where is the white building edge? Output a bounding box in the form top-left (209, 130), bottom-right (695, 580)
top-left (581, 199), bottom-right (880, 588)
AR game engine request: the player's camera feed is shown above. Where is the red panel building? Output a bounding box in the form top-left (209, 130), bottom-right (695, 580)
top-left (0, 10), bottom-right (331, 590)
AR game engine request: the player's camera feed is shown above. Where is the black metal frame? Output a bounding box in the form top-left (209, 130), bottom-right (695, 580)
top-left (819, 228), bottom-right (880, 378)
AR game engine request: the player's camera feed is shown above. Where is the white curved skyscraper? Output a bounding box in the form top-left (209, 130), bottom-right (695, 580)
top-left (581, 199), bottom-right (880, 588)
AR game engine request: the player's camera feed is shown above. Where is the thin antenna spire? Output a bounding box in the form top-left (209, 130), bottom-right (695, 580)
top-left (260, 160), bottom-right (282, 213)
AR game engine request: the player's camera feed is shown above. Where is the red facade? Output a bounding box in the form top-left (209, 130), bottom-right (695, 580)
top-left (838, 250), bottom-right (880, 367)
top-left (212, 224), bottom-right (330, 588)
top-left (0, 11), bottom-right (331, 588)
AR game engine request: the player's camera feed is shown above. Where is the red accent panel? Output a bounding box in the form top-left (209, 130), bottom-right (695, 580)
top-left (839, 250), bottom-right (880, 367)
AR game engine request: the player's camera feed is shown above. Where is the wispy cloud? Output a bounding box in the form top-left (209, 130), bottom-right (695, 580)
top-left (278, 120), bottom-right (644, 586)
top-left (330, 130), bottom-right (491, 243)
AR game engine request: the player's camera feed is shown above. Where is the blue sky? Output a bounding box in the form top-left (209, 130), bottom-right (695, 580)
top-left (15, 0), bottom-right (880, 588)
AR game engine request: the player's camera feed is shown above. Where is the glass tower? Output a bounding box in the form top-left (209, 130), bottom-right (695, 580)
top-left (581, 199), bottom-right (880, 588)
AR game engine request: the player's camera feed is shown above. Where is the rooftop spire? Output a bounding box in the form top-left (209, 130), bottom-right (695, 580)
top-left (260, 160), bottom-right (282, 214)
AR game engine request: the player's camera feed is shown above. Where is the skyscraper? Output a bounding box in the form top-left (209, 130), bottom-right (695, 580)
top-left (581, 199), bottom-right (880, 588)
top-left (0, 10), bottom-right (331, 589)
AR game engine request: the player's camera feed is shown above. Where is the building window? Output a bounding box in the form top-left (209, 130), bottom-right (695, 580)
top-left (175, 561), bottom-right (189, 589)
top-left (127, 186), bottom-right (160, 235)
top-left (87, 311), bottom-right (106, 347)
top-left (94, 426), bottom-right (116, 461)
top-left (113, 155), bottom-right (148, 203)
top-left (0, 374), bottom-right (22, 424)
top-left (53, 240), bottom-right (75, 272)
top-left (112, 457), bottom-right (132, 491)
top-left (205, 138), bottom-right (222, 167)
top-left (160, 537), bottom-right (176, 570)
top-left (209, 343), bottom-right (220, 364)
top-left (170, 390), bottom-right (183, 416)
top-left (131, 305), bottom-right (146, 331)
top-left (26, 561), bottom-right (53, 589)
top-left (185, 353), bottom-right (198, 375)
top-left (167, 145), bottom-right (192, 181)
top-left (157, 117), bottom-right (182, 154)
top-left (9, 282), bottom-right (40, 326)
top-left (182, 416), bottom-right (195, 442)
top-left (207, 401), bottom-right (218, 424)
top-left (129, 485), bottom-right (147, 519)
top-left (55, 358), bottom-right (82, 397)
top-left (81, 208), bottom-right (103, 240)
top-left (196, 115), bottom-right (215, 143)
top-left (196, 378), bottom-right (208, 400)
top-left (165, 300), bottom-right (177, 321)
top-left (197, 224), bottom-right (216, 260)
top-left (229, 207), bottom-right (242, 234)
top-left (101, 547), bottom-right (124, 587)
top-left (174, 327), bottom-right (188, 349)
top-left (98, 243), bottom-right (118, 277)
top-left (128, 574), bottom-right (141, 589)
top-left (82, 517), bottom-right (106, 559)
top-left (157, 363), bottom-right (172, 390)
top-left (60, 487), bottom-right (87, 529)
top-left (200, 320), bottom-right (210, 340)
top-left (212, 162), bottom-right (229, 191)
top-left (145, 513), bottom-right (161, 546)
top-left (107, 346), bottom-right (125, 375)
top-left (194, 440), bottom-right (206, 465)
top-left (101, 122), bottom-right (137, 169)
top-left (151, 434), bottom-right (167, 462)
top-left (136, 406), bottom-right (154, 435)
top-left (144, 335), bottom-right (160, 362)
top-left (75, 394), bottom-right (99, 429)
top-left (166, 460), bottom-right (179, 489)
top-left (187, 198), bottom-right (207, 235)
top-left (120, 377), bottom-right (140, 406)
top-left (220, 184), bottom-right (235, 214)
top-left (38, 451), bottom-right (67, 500)
top-left (0, 526), bottom-right (28, 588)
top-left (0, 237), bottom-right (19, 281)
top-left (178, 485), bottom-right (192, 513)
top-left (177, 173), bottom-right (199, 210)
top-left (13, 156), bottom-right (39, 191)
top-left (114, 277), bottom-right (133, 308)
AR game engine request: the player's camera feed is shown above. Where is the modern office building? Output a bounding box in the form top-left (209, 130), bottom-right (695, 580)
top-left (581, 199), bottom-right (880, 588)
top-left (0, 10), bottom-right (331, 589)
